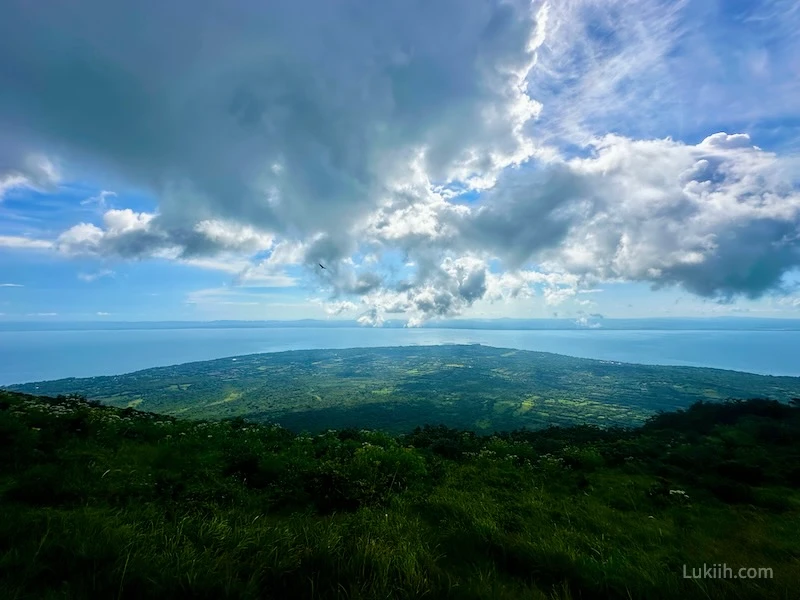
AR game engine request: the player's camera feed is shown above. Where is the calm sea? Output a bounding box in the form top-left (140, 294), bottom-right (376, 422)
top-left (1, 327), bottom-right (799, 385)
top-left (0, 327), bottom-right (800, 385)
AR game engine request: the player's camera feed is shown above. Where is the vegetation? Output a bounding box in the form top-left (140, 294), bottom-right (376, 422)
top-left (1, 389), bottom-right (799, 599)
top-left (9, 345), bottom-right (800, 433)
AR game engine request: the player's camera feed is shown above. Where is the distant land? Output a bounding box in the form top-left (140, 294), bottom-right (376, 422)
top-left (3, 316), bottom-right (800, 331)
top-left (9, 345), bottom-right (800, 434)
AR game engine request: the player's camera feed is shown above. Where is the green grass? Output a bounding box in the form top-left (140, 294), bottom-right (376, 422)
top-left (1, 390), bottom-right (799, 599)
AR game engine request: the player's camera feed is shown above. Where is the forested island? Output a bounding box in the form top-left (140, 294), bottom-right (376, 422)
top-left (9, 345), bottom-right (800, 433)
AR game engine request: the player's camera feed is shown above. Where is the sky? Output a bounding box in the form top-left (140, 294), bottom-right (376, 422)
top-left (1, 0), bottom-right (799, 325)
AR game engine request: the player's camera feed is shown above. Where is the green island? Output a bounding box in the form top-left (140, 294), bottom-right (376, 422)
top-left (9, 345), bottom-right (800, 433)
top-left (2, 345), bottom-right (800, 599)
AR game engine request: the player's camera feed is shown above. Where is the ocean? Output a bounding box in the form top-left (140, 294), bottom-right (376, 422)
top-left (1, 327), bottom-right (799, 386)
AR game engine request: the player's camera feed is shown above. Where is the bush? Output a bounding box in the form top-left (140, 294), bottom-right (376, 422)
top-left (6, 464), bottom-right (82, 505)
top-left (708, 481), bottom-right (754, 504)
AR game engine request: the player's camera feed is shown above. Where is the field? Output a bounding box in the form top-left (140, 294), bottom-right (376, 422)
top-left (10, 345), bottom-right (800, 433)
top-left (1, 389), bottom-right (799, 599)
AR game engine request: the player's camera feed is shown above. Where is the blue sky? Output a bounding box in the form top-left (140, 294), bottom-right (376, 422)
top-left (1, 0), bottom-right (799, 324)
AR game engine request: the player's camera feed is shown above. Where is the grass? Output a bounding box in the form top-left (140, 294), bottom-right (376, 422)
top-left (1, 389), bottom-right (799, 599)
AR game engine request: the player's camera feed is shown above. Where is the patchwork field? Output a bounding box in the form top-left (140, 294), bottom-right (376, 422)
top-left (10, 345), bottom-right (800, 433)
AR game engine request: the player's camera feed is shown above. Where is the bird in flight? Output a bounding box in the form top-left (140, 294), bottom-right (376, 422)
top-left (318, 263), bottom-right (326, 270)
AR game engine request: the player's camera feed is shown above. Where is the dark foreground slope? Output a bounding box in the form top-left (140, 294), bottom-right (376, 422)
top-left (1, 390), bottom-right (799, 599)
top-left (10, 345), bottom-right (800, 432)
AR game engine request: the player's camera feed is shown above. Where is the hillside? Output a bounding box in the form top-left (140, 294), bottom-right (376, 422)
top-left (1, 389), bottom-right (799, 598)
top-left (9, 345), bottom-right (800, 433)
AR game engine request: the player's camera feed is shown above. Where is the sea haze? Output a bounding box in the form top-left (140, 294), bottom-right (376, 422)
top-left (2, 320), bottom-right (800, 385)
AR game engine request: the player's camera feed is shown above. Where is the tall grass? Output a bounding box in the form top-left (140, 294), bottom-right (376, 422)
top-left (1, 391), bottom-right (798, 599)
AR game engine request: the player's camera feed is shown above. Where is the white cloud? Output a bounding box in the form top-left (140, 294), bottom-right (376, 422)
top-left (177, 256), bottom-right (249, 274)
top-left (173, 255), bottom-right (296, 287)
top-left (335, 131), bottom-right (800, 322)
top-left (532, 133), bottom-right (800, 298)
top-left (0, 235), bottom-right (53, 250)
top-left (777, 296), bottom-right (800, 308)
top-left (1, 0), bottom-right (799, 324)
top-left (80, 190), bottom-right (117, 210)
top-left (527, 0), bottom-right (688, 143)
top-left (1, 0), bottom-right (542, 240)
top-left (56, 209), bottom-right (275, 260)
top-left (193, 220), bottom-right (273, 253)
top-left (0, 153), bottom-right (59, 199)
top-left (0, 283), bottom-right (23, 287)
top-left (252, 129), bottom-right (800, 325)
top-left (55, 223), bottom-right (105, 255)
top-left (96, 311), bottom-right (111, 316)
top-left (185, 286), bottom-right (303, 310)
top-left (575, 314), bottom-right (603, 329)
top-left (78, 269), bottom-right (115, 282)
top-left (27, 312), bottom-right (57, 317)
top-left (323, 300), bottom-right (358, 316)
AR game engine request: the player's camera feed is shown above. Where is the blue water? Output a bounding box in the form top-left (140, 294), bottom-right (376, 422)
top-left (1, 327), bottom-right (799, 385)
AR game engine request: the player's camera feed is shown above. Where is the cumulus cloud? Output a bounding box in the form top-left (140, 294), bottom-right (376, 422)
top-left (0, 0), bottom-right (540, 237)
top-left (529, 133), bottom-right (800, 299)
top-left (321, 257), bottom-right (581, 327)
top-left (2, 0), bottom-right (799, 325)
top-left (575, 313), bottom-right (604, 329)
top-left (328, 131), bottom-right (798, 321)
top-left (56, 209), bottom-right (274, 259)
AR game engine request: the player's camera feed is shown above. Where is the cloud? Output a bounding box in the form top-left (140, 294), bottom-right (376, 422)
top-left (2, 1), bottom-right (799, 325)
top-left (317, 259), bottom-right (581, 326)
top-left (78, 269), bottom-right (115, 282)
top-left (80, 190), bottom-right (117, 210)
top-left (575, 313), bottom-right (604, 329)
top-left (0, 283), bottom-right (23, 287)
top-left (0, 153), bottom-right (59, 199)
top-left (777, 296), bottom-right (800, 308)
top-left (1, 0), bottom-right (541, 240)
top-left (525, 0), bottom-right (800, 145)
top-left (324, 301), bottom-right (359, 316)
top-left (185, 286), bottom-right (300, 308)
top-left (339, 131), bottom-right (799, 321)
top-left (27, 312), bottom-right (57, 317)
top-left (56, 209), bottom-right (275, 259)
top-left (0, 235), bottom-right (53, 250)
top-left (96, 311), bottom-right (111, 316)
top-left (528, 133), bottom-right (800, 299)
top-left (525, 0), bottom-right (688, 143)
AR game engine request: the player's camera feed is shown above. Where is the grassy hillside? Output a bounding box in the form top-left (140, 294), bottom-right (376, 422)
top-left (10, 345), bottom-right (800, 433)
top-left (1, 389), bottom-right (799, 599)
